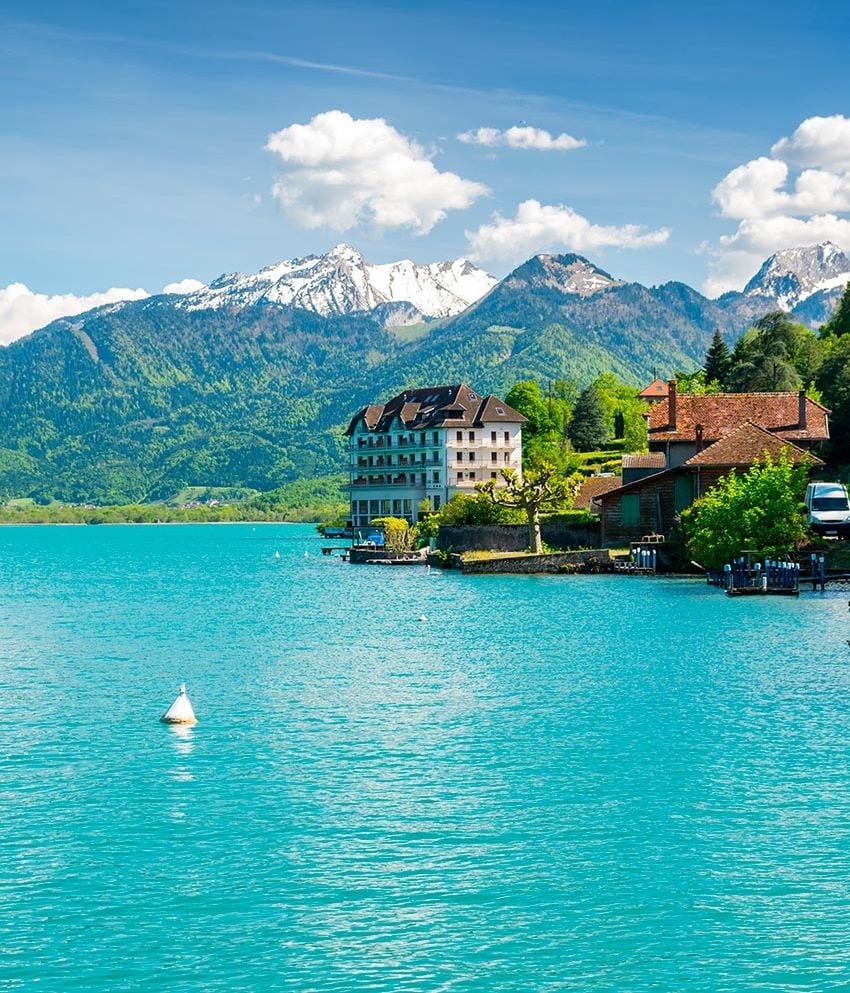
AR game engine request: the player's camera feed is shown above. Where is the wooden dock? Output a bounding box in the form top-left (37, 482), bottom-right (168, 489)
top-left (726, 586), bottom-right (799, 598)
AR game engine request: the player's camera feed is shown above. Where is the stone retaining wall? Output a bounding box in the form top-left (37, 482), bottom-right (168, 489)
top-left (438, 522), bottom-right (600, 553)
top-left (461, 549), bottom-right (612, 575)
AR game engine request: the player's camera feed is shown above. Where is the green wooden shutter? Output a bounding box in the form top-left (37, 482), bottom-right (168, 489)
top-left (621, 494), bottom-right (640, 526)
top-left (674, 474), bottom-right (694, 513)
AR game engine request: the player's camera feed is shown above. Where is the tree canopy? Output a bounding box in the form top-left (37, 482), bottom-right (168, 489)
top-left (680, 451), bottom-right (810, 568)
top-left (477, 464), bottom-right (581, 553)
top-left (568, 385), bottom-right (610, 452)
top-left (703, 330), bottom-right (731, 388)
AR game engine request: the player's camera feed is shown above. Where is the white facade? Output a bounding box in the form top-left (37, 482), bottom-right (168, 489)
top-left (348, 419), bottom-right (523, 527)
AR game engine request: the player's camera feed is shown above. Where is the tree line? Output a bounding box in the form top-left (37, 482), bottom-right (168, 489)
top-left (683, 282), bottom-right (850, 466)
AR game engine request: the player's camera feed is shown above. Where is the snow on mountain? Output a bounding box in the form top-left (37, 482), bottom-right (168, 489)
top-left (743, 241), bottom-right (850, 310)
top-left (502, 252), bottom-right (622, 297)
top-left (175, 244), bottom-right (497, 320)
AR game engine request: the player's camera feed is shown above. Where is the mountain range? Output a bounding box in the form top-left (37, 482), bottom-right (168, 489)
top-left (0, 241), bottom-right (847, 502)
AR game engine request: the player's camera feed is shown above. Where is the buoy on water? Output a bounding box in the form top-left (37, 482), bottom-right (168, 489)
top-left (160, 684), bottom-right (197, 725)
top-left (304, 551), bottom-right (309, 558)
top-left (274, 550), bottom-right (281, 559)
top-left (419, 615), bottom-right (428, 622)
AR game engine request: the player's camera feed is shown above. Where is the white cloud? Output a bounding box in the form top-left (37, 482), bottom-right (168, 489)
top-left (266, 109), bottom-right (488, 234)
top-left (0, 276), bottom-right (209, 345)
top-left (771, 115), bottom-right (850, 171)
top-left (163, 278), bottom-right (205, 295)
top-left (458, 125), bottom-right (586, 152)
top-left (705, 114), bottom-right (850, 295)
top-left (466, 198), bottom-right (670, 264)
top-left (0, 283), bottom-right (149, 346)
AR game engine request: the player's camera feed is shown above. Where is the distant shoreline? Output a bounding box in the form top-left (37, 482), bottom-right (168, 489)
top-left (0, 519), bottom-right (311, 527)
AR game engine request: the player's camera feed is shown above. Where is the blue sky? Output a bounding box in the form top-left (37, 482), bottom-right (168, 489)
top-left (2, 0), bottom-right (850, 315)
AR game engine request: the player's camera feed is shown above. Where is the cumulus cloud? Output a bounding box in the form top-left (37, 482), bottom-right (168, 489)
top-left (705, 114), bottom-right (850, 295)
top-left (458, 125), bottom-right (586, 152)
top-left (0, 276), bottom-right (207, 346)
top-left (266, 109), bottom-right (488, 234)
top-left (163, 278), bottom-right (205, 294)
top-left (0, 283), bottom-right (149, 346)
top-left (466, 198), bottom-right (670, 264)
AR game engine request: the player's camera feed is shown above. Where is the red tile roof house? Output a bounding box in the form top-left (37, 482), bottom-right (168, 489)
top-left (637, 378), bottom-right (670, 404)
top-left (596, 380), bottom-right (828, 546)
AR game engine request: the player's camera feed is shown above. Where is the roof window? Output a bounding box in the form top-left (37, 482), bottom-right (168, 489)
top-left (495, 406), bottom-right (504, 414)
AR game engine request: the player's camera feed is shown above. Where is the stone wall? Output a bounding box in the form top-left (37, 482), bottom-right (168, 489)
top-left (461, 549), bottom-right (612, 575)
top-left (438, 521), bottom-right (600, 553)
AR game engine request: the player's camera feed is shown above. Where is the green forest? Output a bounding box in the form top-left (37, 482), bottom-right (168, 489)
top-left (2, 274), bottom-right (850, 519)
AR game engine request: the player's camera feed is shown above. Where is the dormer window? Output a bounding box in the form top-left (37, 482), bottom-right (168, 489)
top-left (495, 406), bottom-right (505, 415)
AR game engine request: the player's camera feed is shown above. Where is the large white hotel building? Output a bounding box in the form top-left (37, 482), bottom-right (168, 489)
top-left (345, 383), bottom-right (526, 527)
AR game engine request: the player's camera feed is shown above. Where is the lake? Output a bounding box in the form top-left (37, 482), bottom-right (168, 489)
top-left (1, 523), bottom-right (849, 991)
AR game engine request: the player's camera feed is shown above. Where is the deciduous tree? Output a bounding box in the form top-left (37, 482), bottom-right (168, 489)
top-left (477, 463), bottom-right (581, 553)
top-left (680, 451), bottom-right (810, 568)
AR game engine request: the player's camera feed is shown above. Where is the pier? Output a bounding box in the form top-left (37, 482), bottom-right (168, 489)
top-left (707, 550), bottom-right (844, 596)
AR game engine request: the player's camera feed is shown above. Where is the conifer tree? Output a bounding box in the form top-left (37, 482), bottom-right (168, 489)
top-left (568, 386), bottom-right (609, 451)
top-left (823, 281), bottom-right (850, 338)
top-left (704, 329), bottom-right (731, 387)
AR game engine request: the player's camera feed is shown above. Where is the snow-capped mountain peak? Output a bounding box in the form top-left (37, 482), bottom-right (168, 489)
top-left (743, 241), bottom-right (850, 310)
top-left (506, 253), bottom-right (621, 297)
top-left (174, 245), bottom-right (497, 320)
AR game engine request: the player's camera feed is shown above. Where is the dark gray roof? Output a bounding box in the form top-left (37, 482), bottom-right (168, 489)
top-left (345, 384), bottom-right (528, 435)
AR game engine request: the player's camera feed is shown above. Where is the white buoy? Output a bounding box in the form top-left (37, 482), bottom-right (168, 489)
top-left (419, 615), bottom-right (428, 622)
top-left (274, 550), bottom-right (280, 559)
top-left (160, 683), bottom-right (197, 725)
top-left (304, 551), bottom-right (309, 558)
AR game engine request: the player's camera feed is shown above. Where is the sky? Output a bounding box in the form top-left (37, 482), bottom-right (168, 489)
top-left (2, 0), bottom-right (850, 342)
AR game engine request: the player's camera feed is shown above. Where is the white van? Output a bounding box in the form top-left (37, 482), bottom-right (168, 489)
top-left (805, 482), bottom-right (850, 537)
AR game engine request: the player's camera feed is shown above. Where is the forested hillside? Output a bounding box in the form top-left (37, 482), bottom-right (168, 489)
top-left (1, 251), bottom-right (845, 503)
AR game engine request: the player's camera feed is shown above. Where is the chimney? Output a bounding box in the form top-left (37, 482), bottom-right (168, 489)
top-left (668, 379), bottom-right (677, 430)
top-left (695, 423), bottom-right (704, 453)
top-left (798, 387), bottom-right (807, 429)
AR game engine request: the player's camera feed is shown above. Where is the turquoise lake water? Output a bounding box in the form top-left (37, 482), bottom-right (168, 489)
top-left (2, 523), bottom-right (850, 992)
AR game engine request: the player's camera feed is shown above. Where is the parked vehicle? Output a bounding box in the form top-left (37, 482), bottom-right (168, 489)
top-left (805, 482), bottom-right (850, 537)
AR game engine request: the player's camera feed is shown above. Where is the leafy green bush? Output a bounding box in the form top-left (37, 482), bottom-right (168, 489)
top-left (681, 451), bottom-right (809, 568)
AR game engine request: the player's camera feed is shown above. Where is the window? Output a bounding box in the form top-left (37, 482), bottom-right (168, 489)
top-left (370, 500), bottom-right (380, 516)
top-left (504, 431), bottom-right (510, 442)
top-left (457, 451), bottom-right (463, 461)
top-left (457, 472), bottom-right (463, 482)
top-left (504, 453), bottom-right (509, 463)
top-left (386, 436), bottom-right (392, 447)
top-left (491, 431), bottom-right (497, 443)
top-left (495, 406), bottom-right (504, 415)
top-left (491, 452), bottom-right (497, 463)
top-left (469, 452), bottom-right (475, 462)
top-left (433, 431), bottom-right (439, 445)
top-left (403, 500), bottom-right (412, 515)
top-left (491, 471), bottom-right (497, 479)
top-left (469, 472), bottom-right (476, 480)
top-left (433, 496), bottom-right (441, 510)
top-left (468, 431), bottom-right (475, 442)
top-left (432, 470), bottom-right (439, 483)
top-left (392, 499), bottom-right (402, 515)
top-left (380, 500), bottom-right (390, 515)
top-left (621, 494), bottom-right (640, 526)
top-left (456, 430), bottom-right (463, 442)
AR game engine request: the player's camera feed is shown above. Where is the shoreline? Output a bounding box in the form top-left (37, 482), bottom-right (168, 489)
top-left (0, 519), bottom-right (314, 527)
